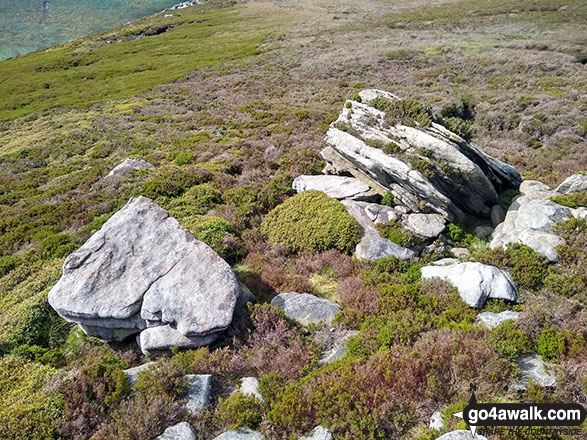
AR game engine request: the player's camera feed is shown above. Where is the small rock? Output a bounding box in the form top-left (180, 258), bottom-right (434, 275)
top-left (404, 213), bottom-right (446, 239)
top-left (138, 325), bottom-right (219, 357)
top-left (475, 311), bottom-right (519, 329)
top-left (555, 173), bottom-right (587, 194)
top-left (239, 377), bottom-right (263, 403)
top-left (318, 330), bottom-right (357, 366)
top-left (429, 411), bottom-right (443, 431)
top-left (107, 157), bottom-right (154, 177)
top-left (124, 362), bottom-right (155, 387)
top-left (450, 247), bottom-right (470, 259)
top-left (421, 262), bottom-right (518, 308)
top-left (511, 353), bottom-right (556, 391)
top-left (363, 203), bottom-right (399, 224)
top-left (572, 207), bottom-right (587, 220)
top-left (292, 175), bottom-right (378, 201)
top-left (299, 426), bottom-right (333, 440)
top-left (270, 292), bottom-right (339, 326)
top-left (490, 204), bottom-right (505, 227)
top-left (213, 429), bottom-right (263, 440)
top-left (474, 225), bottom-right (494, 238)
top-left (155, 422), bottom-right (197, 440)
top-left (435, 431), bottom-right (488, 440)
top-left (185, 374), bottom-right (213, 415)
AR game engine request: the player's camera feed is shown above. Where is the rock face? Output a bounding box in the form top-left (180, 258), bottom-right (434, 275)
top-left (299, 426), bottom-right (333, 440)
top-left (293, 175), bottom-right (378, 201)
top-left (48, 196), bottom-right (241, 354)
top-left (435, 431), bottom-right (488, 440)
top-left (342, 200), bottom-right (417, 261)
top-left (185, 374), bottom-right (213, 414)
top-left (213, 429), bottom-right (263, 440)
top-left (156, 422), bottom-right (198, 440)
top-left (421, 261), bottom-right (518, 308)
top-left (512, 353), bottom-right (556, 391)
top-left (107, 157), bottom-right (154, 177)
top-left (270, 292), bottom-right (339, 326)
top-left (475, 311), bottom-right (519, 329)
top-left (555, 173), bottom-right (587, 194)
top-left (321, 90), bottom-right (521, 224)
top-left (490, 180), bottom-right (571, 261)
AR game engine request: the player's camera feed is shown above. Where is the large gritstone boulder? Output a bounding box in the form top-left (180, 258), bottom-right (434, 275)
top-left (48, 196), bottom-right (241, 354)
top-left (321, 89), bottom-right (521, 225)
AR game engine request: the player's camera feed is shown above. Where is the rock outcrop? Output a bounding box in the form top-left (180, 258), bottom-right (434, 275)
top-left (48, 196), bottom-right (242, 354)
top-left (475, 310), bottom-right (519, 329)
top-left (155, 422), bottom-right (198, 440)
top-left (270, 292), bottom-right (339, 326)
top-left (107, 157), bottom-right (154, 177)
top-left (511, 353), bottom-right (556, 391)
top-left (185, 374), bottom-right (213, 414)
top-left (421, 260), bottom-right (518, 308)
top-left (321, 89), bottom-right (521, 225)
top-left (555, 173), bottom-right (587, 194)
top-left (293, 175), bottom-right (378, 201)
top-left (490, 180), bottom-right (570, 261)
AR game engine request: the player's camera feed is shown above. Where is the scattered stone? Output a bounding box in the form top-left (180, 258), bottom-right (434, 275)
top-left (363, 203), bottom-right (399, 224)
top-left (299, 426), bottom-right (333, 440)
top-left (429, 411), bottom-right (444, 431)
top-left (124, 362), bottom-right (155, 387)
top-left (474, 225), bottom-right (494, 238)
top-left (404, 213), bottom-right (446, 239)
top-left (490, 180), bottom-right (571, 262)
top-left (213, 429), bottom-right (263, 440)
top-left (239, 377), bottom-right (263, 403)
top-left (555, 173), bottom-right (587, 194)
top-left (107, 157), bottom-right (154, 177)
top-left (475, 311), bottom-right (519, 329)
top-left (572, 207), bottom-right (587, 220)
top-left (270, 292), bottom-right (339, 326)
top-left (185, 374), bottom-right (213, 414)
top-left (292, 175), bottom-right (378, 201)
top-left (490, 204), bottom-right (505, 227)
top-left (48, 196), bottom-right (241, 354)
top-left (511, 353), bottom-right (556, 391)
top-left (342, 200), bottom-right (417, 261)
top-left (317, 330), bottom-right (357, 366)
top-left (435, 431), bottom-right (488, 440)
top-left (450, 247), bottom-right (470, 259)
top-left (421, 261), bottom-right (518, 308)
top-left (155, 422), bottom-right (197, 440)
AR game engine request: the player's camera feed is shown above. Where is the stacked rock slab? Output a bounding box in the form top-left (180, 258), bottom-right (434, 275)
top-left (48, 196), bottom-right (241, 355)
top-left (321, 89), bottom-right (521, 224)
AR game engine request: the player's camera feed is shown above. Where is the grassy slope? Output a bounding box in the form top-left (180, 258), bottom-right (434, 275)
top-left (0, 0), bottom-right (585, 438)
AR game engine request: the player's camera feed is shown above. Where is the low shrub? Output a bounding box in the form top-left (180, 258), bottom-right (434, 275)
top-left (486, 320), bottom-right (533, 360)
top-left (215, 392), bottom-right (262, 430)
top-left (181, 215), bottom-right (244, 263)
top-left (142, 165), bottom-right (211, 199)
top-left (260, 190), bottom-right (360, 254)
top-left (376, 220), bottom-right (419, 247)
top-left (535, 328), bottom-right (566, 361)
top-left (550, 191), bottom-right (587, 208)
top-left (167, 183), bottom-right (223, 217)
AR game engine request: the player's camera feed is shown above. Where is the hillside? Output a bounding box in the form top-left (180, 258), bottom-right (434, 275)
top-left (0, 0), bottom-right (586, 439)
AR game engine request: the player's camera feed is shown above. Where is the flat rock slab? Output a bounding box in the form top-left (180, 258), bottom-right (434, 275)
top-left (404, 213), bottom-right (446, 239)
top-left (155, 422), bottom-right (197, 440)
top-left (213, 429), bottom-right (263, 440)
top-left (48, 196), bottom-right (241, 353)
top-left (292, 175), bottom-right (378, 201)
top-left (299, 426), bottom-right (333, 440)
top-left (185, 374), bottom-right (213, 414)
top-left (436, 431), bottom-right (488, 440)
top-left (475, 311), bottom-right (519, 329)
top-left (107, 158), bottom-right (154, 177)
top-left (124, 362), bottom-right (155, 387)
top-left (270, 292), bottom-right (339, 326)
top-left (421, 261), bottom-right (518, 308)
top-left (512, 353), bottom-right (556, 391)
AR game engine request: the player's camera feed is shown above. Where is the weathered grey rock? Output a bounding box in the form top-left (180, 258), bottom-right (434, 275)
top-left (48, 197), bottom-right (241, 353)
top-left (363, 203), bottom-right (399, 224)
top-left (213, 429), bottom-right (263, 440)
top-left (572, 207), bottom-right (587, 220)
top-left (270, 292), bottom-right (339, 326)
top-left (185, 374), bottom-right (213, 414)
top-left (155, 422), bottom-right (197, 440)
top-left (475, 311), bottom-right (519, 329)
top-left (474, 225), bottom-right (494, 238)
top-left (429, 411), bottom-right (443, 431)
top-left (490, 181), bottom-right (571, 262)
top-left (107, 157), bottom-right (154, 177)
top-left (512, 353), bottom-right (556, 391)
top-left (490, 204), bottom-right (505, 227)
top-left (138, 325), bottom-right (219, 357)
top-left (421, 262), bottom-right (518, 308)
top-left (404, 213), bottom-right (446, 239)
top-left (292, 175), bottom-right (378, 201)
top-left (450, 247), bottom-right (470, 259)
top-left (322, 93), bottom-right (521, 224)
top-left (342, 200), bottom-right (417, 261)
top-left (318, 330), bottom-right (357, 366)
top-left (299, 426), bottom-right (333, 440)
top-left (239, 377), bottom-right (263, 403)
top-left (435, 431), bottom-right (488, 440)
top-left (124, 362), bottom-right (156, 387)
top-left (555, 173), bottom-right (587, 194)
